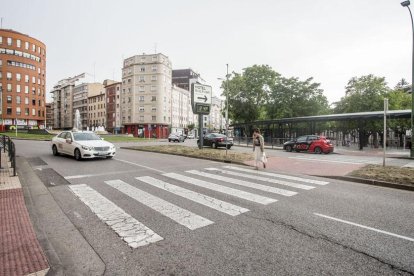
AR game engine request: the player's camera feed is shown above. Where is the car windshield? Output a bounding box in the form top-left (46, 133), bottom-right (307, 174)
top-left (73, 132), bottom-right (101, 141)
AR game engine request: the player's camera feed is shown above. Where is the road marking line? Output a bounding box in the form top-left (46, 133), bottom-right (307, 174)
top-left (105, 179), bottom-right (213, 230)
top-left (137, 176), bottom-right (249, 216)
top-left (65, 170), bottom-right (139, 180)
top-left (288, 156), bottom-right (368, 165)
top-left (163, 172), bottom-right (276, 205)
top-left (69, 184), bottom-right (163, 248)
top-left (223, 166), bottom-right (329, 185)
top-left (114, 158), bottom-right (166, 173)
top-left (206, 168), bottom-right (315, 190)
top-left (314, 213), bottom-right (414, 242)
top-left (187, 170), bottom-right (297, 197)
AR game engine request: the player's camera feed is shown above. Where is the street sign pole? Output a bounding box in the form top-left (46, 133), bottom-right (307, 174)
top-left (191, 83), bottom-right (212, 149)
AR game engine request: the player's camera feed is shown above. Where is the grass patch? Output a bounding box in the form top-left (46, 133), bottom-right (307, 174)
top-left (124, 145), bottom-right (253, 163)
top-left (102, 135), bottom-right (156, 143)
top-left (349, 164), bottom-right (414, 186)
top-left (0, 131), bottom-right (54, 140)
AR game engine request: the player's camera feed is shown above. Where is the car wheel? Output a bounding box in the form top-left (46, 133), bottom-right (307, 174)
top-left (314, 147), bottom-right (322, 154)
top-left (226, 145), bottom-right (232, 149)
top-left (168, 139), bottom-right (171, 142)
top-left (74, 148), bottom-right (82, 161)
top-left (52, 145), bottom-right (59, 156)
top-left (107, 156), bottom-right (113, 159)
top-left (285, 145), bottom-right (292, 152)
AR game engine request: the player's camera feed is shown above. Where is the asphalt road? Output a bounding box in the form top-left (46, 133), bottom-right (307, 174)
top-left (15, 139), bottom-right (414, 275)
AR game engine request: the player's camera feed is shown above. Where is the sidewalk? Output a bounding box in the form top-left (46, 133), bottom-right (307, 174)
top-left (0, 151), bottom-right (49, 276)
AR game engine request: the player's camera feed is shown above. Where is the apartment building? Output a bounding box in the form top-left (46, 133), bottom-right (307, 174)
top-left (171, 85), bottom-right (195, 134)
top-left (50, 73), bottom-right (84, 129)
top-left (87, 83), bottom-right (105, 129)
top-left (172, 69), bottom-right (201, 91)
top-left (45, 102), bottom-right (53, 129)
top-left (104, 79), bottom-right (121, 133)
top-left (0, 29), bottom-right (46, 131)
top-left (207, 96), bottom-right (224, 131)
top-left (121, 53), bottom-right (171, 138)
top-left (73, 83), bottom-right (89, 129)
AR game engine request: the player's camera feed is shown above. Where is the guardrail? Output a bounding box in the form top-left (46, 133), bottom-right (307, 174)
top-left (1, 135), bottom-right (16, 176)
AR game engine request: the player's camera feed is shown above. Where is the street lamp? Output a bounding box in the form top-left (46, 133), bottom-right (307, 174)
top-left (401, 0), bottom-right (414, 158)
top-left (218, 64), bottom-right (231, 158)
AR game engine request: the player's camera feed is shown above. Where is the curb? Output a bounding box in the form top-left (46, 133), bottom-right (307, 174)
top-left (317, 175), bottom-right (414, 192)
top-left (120, 146), bottom-right (248, 165)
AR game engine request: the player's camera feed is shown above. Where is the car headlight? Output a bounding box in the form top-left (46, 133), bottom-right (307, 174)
top-left (81, 145), bottom-right (92, 151)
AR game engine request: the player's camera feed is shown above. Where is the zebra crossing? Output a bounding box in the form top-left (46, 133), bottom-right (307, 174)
top-left (68, 165), bottom-right (330, 249)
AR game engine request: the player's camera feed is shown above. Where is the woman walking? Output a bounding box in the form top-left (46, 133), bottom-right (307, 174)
top-left (252, 128), bottom-right (267, 169)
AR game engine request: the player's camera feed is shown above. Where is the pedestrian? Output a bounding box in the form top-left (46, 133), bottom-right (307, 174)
top-left (252, 128), bottom-right (267, 169)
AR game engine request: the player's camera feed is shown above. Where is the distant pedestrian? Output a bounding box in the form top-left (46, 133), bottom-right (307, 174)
top-left (252, 128), bottom-right (267, 169)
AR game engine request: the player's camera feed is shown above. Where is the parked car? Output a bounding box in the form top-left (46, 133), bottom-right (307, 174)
top-left (283, 135), bottom-right (334, 154)
top-left (168, 133), bottom-right (185, 142)
top-left (197, 133), bottom-right (233, 149)
top-left (51, 131), bottom-right (116, 160)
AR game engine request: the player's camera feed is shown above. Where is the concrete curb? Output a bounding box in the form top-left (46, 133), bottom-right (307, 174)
top-left (317, 175), bottom-right (414, 192)
top-left (120, 146), bottom-right (249, 166)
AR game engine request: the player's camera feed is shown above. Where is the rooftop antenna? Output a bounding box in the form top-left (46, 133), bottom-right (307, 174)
top-left (1, 18), bottom-right (3, 28)
top-left (93, 62), bottom-right (96, 82)
top-left (154, 43), bottom-right (157, 54)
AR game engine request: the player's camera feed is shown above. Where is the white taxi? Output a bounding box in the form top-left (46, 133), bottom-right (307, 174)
top-left (51, 131), bottom-right (116, 160)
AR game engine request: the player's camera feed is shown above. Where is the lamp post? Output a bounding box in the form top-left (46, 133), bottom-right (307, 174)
top-left (401, 0), bottom-right (414, 158)
top-left (218, 64), bottom-right (231, 158)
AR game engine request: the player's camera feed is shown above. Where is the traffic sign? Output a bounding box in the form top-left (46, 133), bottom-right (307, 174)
top-left (191, 83), bottom-right (212, 114)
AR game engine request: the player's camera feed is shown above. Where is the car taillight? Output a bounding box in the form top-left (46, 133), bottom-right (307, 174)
top-left (218, 138), bottom-right (223, 142)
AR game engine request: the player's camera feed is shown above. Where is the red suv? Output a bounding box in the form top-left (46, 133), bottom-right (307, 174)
top-left (283, 135), bottom-right (334, 154)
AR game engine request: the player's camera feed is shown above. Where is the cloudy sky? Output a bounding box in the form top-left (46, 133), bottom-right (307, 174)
top-left (2, 0), bottom-right (412, 104)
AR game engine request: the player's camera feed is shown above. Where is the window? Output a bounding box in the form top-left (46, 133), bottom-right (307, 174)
top-left (25, 42), bottom-right (29, 50)
top-left (152, 55), bottom-right (157, 61)
top-left (7, 37), bottom-right (12, 46)
top-left (25, 97), bottom-right (29, 104)
top-left (16, 96), bottom-right (21, 104)
top-left (140, 67), bottom-right (145, 72)
top-left (151, 85), bottom-right (156, 91)
top-left (25, 75), bottom-right (29, 83)
top-left (151, 75), bottom-right (157, 81)
top-left (139, 106), bottom-right (144, 112)
top-left (7, 96), bottom-right (12, 103)
top-left (7, 108), bottom-right (12, 115)
top-left (139, 76), bottom-right (145, 82)
top-left (6, 72), bottom-right (12, 80)
top-left (17, 39), bottom-right (21, 48)
top-left (152, 116), bottom-right (156, 121)
top-left (16, 107), bottom-right (21, 116)
top-left (0, 36), bottom-right (2, 44)
top-left (151, 96), bottom-right (156, 102)
top-left (25, 86), bottom-right (29, 94)
top-left (139, 116), bottom-right (144, 121)
top-left (32, 99), bottom-right (36, 106)
top-left (152, 65), bottom-right (157, 72)
top-left (151, 107), bottom-right (157, 112)
top-left (32, 44), bottom-right (36, 52)
top-left (16, 73), bottom-right (21, 81)
top-left (32, 108), bottom-right (36, 116)
top-left (0, 72), bottom-right (2, 79)
top-left (32, 76), bottom-right (36, 83)
top-left (139, 86), bottom-right (145, 92)
top-left (25, 108), bottom-right (29, 115)
top-left (127, 78), bottom-right (131, 83)
top-left (139, 96), bottom-right (144, 101)
top-left (16, 85), bottom-right (21, 93)
top-left (7, 84), bottom-right (12, 92)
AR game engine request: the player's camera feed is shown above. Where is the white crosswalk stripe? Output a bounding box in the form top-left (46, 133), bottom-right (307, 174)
top-left (105, 179), bottom-right (214, 230)
top-left (205, 168), bottom-right (315, 190)
top-left (70, 167), bottom-right (330, 248)
top-left (186, 170), bottom-right (297, 196)
top-left (223, 166), bottom-right (329, 185)
top-left (69, 184), bottom-right (163, 248)
top-left (163, 172), bottom-right (277, 205)
top-left (137, 176), bottom-right (249, 216)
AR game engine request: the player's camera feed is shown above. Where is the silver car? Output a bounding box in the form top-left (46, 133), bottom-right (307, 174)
top-left (51, 131), bottom-right (116, 160)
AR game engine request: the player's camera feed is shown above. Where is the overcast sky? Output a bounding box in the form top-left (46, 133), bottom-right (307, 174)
top-left (2, 0), bottom-right (412, 104)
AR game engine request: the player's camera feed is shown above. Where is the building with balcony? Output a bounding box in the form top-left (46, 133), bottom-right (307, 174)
top-left (0, 29), bottom-right (46, 131)
top-left (87, 83), bottom-right (105, 129)
top-left (121, 53), bottom-right (172, 138)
